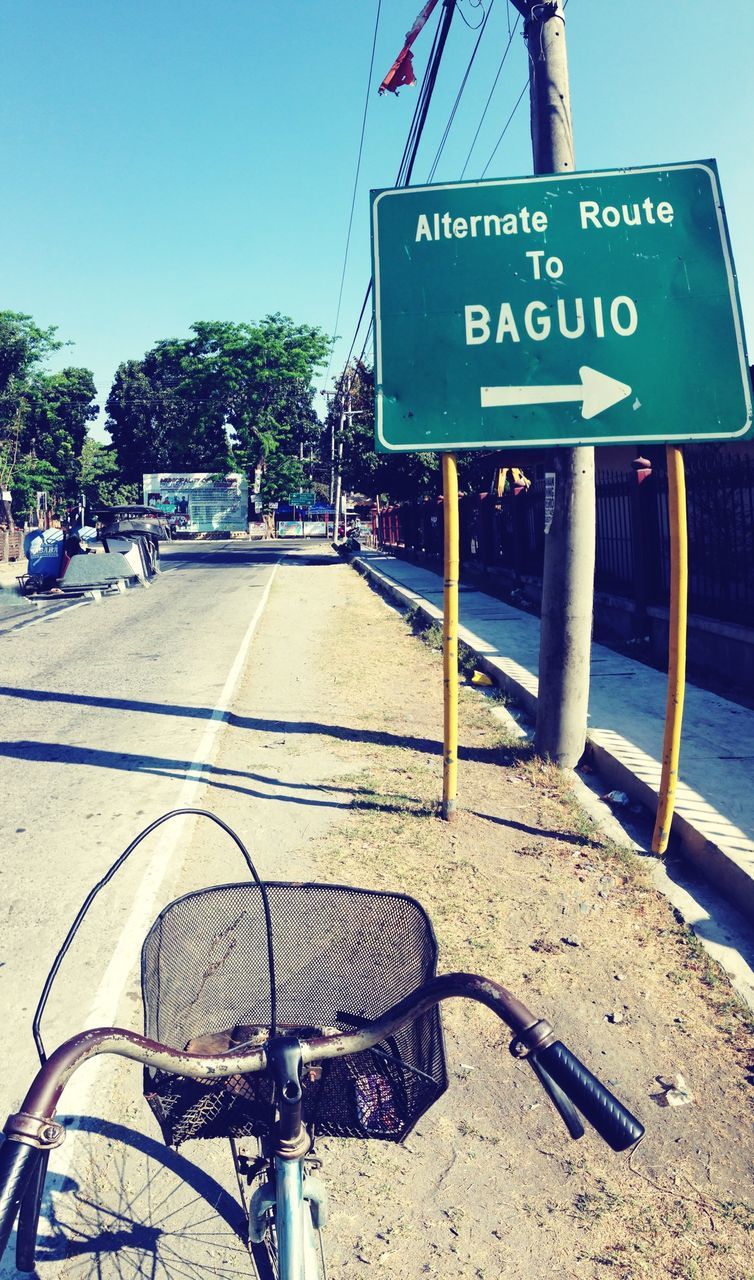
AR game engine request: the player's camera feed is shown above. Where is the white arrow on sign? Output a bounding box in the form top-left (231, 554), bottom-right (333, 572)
top-left (481, 365), bottom-right (632, 421)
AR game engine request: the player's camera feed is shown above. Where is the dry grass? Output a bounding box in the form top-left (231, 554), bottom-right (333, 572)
top-left (307, 575), bottom-right (754, 1280)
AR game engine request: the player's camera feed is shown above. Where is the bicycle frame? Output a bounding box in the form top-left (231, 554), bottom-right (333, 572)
top-left (0, 971), bottom-right (644, 1276)
top-left (275, 1157), bottom-right (320, 1280)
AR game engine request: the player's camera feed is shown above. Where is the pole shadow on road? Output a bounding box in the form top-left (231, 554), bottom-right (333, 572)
top-left (0, 685), bottom-right (509, 765)
top-left (0, 733), bottom-right (592, 844)
top-left (1, 1114), bottom-right (248, 1278)
top-left (0, 739), bottom-right (438, 817)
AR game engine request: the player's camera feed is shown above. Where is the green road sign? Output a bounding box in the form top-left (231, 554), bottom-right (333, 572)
top-left (288, 491), bottom-right (315, 505)
top-left (371, 161), bottom-right (752, 452)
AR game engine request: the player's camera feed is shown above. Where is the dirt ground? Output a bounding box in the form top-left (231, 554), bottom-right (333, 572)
top-left (234, 548), bottom-right (754, 1280)
top-left (24, 542), bottom-right (751, 1280)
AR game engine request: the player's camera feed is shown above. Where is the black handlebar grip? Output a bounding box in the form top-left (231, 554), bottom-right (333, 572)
top-left (535, 1041), bottom-right (644, 1152)
top-left (0, 1139), bottom-right (41, 1262)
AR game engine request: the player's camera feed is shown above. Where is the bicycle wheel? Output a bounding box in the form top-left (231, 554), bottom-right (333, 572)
top-left (19, 1116), bottom-right (252, 1278)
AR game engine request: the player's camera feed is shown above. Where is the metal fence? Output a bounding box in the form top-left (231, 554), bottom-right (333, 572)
top-left (376, 454), bottom-right (754, 630)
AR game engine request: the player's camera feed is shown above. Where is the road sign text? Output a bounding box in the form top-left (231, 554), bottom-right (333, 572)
top-left (371, 162), bottom-right (751, 450)
top-left (464, 296), bottom-right (638, 345)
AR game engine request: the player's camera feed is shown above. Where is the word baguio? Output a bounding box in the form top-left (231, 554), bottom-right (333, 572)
top-left (412, 196), bottom-right (676, 348)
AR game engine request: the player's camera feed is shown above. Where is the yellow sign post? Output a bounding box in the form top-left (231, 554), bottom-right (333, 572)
top-left (652, 445), bottom-right (688, 854)
top-left (442, 453), bottom-right (459, 821)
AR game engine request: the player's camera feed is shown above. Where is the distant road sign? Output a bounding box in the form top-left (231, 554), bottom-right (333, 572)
top-left (288, 491), bottom-right (316, 506)
top-left (371, 161), bottom-right (752, 452)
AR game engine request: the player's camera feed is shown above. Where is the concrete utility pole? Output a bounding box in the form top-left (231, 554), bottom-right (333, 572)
top-left (329, 411), bottom-right (336, 507)
top-left (513, 0), bottom-right (595, 768)
top-left (332, 384), bottom-right (348, 542)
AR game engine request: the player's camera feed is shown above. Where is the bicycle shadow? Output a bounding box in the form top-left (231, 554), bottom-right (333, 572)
top-left (1, 1115), bottom-right (249, 1278)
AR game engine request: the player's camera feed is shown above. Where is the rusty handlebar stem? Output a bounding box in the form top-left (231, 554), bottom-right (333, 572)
top-left (5, 973), bottom-right (553, 1146)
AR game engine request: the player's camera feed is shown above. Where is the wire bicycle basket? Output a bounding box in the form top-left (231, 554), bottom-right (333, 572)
top-left (141, 881), bottom-right (448, 1146)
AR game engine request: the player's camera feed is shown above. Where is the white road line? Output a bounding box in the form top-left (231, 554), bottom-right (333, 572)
top-left (51, 559), bottom-right (281, 1120)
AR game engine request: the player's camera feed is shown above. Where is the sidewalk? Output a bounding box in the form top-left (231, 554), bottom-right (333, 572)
top-left (354, 549), bottom-right (754, 924)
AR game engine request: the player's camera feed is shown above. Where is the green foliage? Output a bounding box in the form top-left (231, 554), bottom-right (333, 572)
top-left (80, 438), bottom-right (138, 509)
top-left (325, 358), bottom-right (507, 506)
top-left (328, 360), bottom-right (440, 504)
top-left (6, 457), bottom-right (62, 521)
top-left (106, 315), bottom-right (331, 490)
top-left (0, 311), bottom-right (62, 402)
top-left (0, 312), bottom-right (97, 520)
top-left (258, 451), bottom-right (306, 507)
top-left (0, 313), bottom-right (63, 497)
top-left (22, 367), bottom-right (98, 491)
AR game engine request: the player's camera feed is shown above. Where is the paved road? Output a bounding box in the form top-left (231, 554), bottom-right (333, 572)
top-left (0, 540), bottom-right (283, 1105)
top-left (0, 537), bottom-right (368, 1280)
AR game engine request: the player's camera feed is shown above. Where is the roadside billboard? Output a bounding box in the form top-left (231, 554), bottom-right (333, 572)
top-left (143, 473), bottom-right (248, 534)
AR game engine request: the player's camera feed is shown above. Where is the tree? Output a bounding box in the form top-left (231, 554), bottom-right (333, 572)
top-left (0, 312), bottom-right (97, 523)
top-left (258, 452), bottom-right (306, 507)
top-left (106, 316), bottom-right (331, 489)
top-left (80, 438), bottom-right (138, 510)
top-left (0, 311), bottom-right (62, 406)
top-left (327, 358), bottom-right (511, 509)
top-left (5, 457), bottom-right (60, 524)
top-left (106, 358), bottom-right (192, 484)
top-left (22, 367), bottom-right (99, 494)
top-left (0, 312), bottom-right (62, 524)
top-left (330, 360), bottom-right (439, 504)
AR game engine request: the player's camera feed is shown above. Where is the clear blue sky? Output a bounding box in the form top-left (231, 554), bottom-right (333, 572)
top-left (1, 0), bottom-right (751, 439)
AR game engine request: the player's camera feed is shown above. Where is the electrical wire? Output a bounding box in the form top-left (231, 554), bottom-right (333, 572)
top-left (455, 0), bottom-right (486, 30)
top-left (399, 0), bottom-right (456, 187)
top-left (338, 282), bottom-right (373, 386)
top-left (459, 7), bottom-right (520, 178)
top-left (479, 0), bottom-right (569, 178)
top-left (357, 317), bottom-right (374, 370)
top-left (334, 0), bottom-right (456, 396)
top-left (480, 79), bottom-right (527, 177)
top-left (338, 0), bottom-right (572, 392)
top-left (321, 0), bottom-right (383, 394)
top-left (426, 0), bottom-right (495, 183)
top-left (393, 7), bottom-right (447, 185)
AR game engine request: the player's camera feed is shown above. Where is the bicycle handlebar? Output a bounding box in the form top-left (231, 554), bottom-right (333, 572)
top-left (531, 1042), bottom-right (643, 1152)
top-left (8, 973), bottom-right (539, 1122)
top-left (0, 971), bottom-right (643, 1258)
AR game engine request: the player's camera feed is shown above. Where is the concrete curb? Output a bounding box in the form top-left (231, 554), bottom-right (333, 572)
top-left (352, 552), bottom-right (754, 926)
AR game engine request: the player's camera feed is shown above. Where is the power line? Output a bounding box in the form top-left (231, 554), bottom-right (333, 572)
top-left (338, 282), bottom-right (373, 384)
top-left (399, 0), bottom-right (456, 187)
top-left (455, 0), bottom-right (486, 31)
top-left (335, 0), bottom-right (457, 394)
top-left (426, 0), bottom-right (495, 183)
top-left (477, 0), bottom-right (570, 177)
top-left (356, 317), bottom-right (374, 370)
top-left (480, 79), bottom-right (527, 177)
top-left (321, 0), bottom-right (383, 393)
top-left (459, 8), bottom-right (520, 178)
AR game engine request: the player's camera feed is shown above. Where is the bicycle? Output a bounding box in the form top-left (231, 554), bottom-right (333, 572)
top-left (0, 810), bottom-right (644, 1278)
